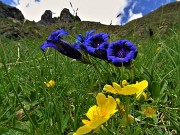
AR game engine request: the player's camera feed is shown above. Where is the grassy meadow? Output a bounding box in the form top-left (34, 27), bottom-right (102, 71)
top-left (0, 21), bottom-right (180, 135)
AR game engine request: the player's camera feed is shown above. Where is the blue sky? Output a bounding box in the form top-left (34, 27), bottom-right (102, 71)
top-left (0, 0), bottom-right (178, 25)
top-left (119, 0), bottom-right (177, 24)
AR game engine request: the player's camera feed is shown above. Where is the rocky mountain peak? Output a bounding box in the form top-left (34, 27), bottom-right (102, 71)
top-left (59, 8), bottom-right (81, 23)
top-left (0, 1), bottom-right (24, 21)
top-left (39, 8), bottom-right (81, 24)
top-left (39, 10), bottom-right (54, 24)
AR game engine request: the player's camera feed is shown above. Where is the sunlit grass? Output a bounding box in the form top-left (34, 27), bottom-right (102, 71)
top-left (0, 25), bottom-right (179, 135)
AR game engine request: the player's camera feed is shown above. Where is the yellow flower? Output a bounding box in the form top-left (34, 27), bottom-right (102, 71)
top-left (137, 44), bottom-right (141, 48)
top-left (44, 80), bottom-right (55, 87)
top-left (130, 80), bottom-right (148, 99)
top-left (103, 80), bottom-right (148, 96)
top-left (121, 80), bottom-right (129, 87)
top-left (156, 46), bottom-right (161, 52)
top-left (74, 93), bottom-right (118, 135)
top-left (142, 107), bottom-right (156, 118)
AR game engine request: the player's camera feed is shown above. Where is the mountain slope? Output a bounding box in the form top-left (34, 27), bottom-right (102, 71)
top-left (0, 1), bottom-right (180, 40)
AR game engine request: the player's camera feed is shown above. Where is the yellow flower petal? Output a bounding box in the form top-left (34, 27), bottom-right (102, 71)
top-left (143, 107), bottom-right (156, 118)
top-left (75, 124), bottom-right (93, 135)
top-left (122, 80), bottom-right (129, 87)
top-left (96, 93), bottom-right (107, 109)
top-left (103, 81), bottom-right (148, 96)
top-left (75, 118), bottom-right (108, 135)
top-left (104, 95), bottom-right (118, 116)
top-left (88, 118), bottom-right (108, 129)
top-left (112, 82), bottom-right (122, 91)
top-left (115, 98), bottom-right (121, 107)
top-left (96, 93), bottom-right (117, 117)
top-left (103, 84), bottom-right (118, 94)
top-left (132, 80), bottom-right (148, 92)
top-left (74, 93), bottom-right (117, 135)
top-left (44, 80), bottom-right (55, 87)
top-left (118, 86), bottom-right (139, 95)
top-left (82, 119), bottom-right (90, 125)
top-left (86, 105), bottom-right (99, 121)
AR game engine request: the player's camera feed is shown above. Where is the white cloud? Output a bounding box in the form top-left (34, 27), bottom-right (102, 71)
top-left (69, 0), bottom-right (128, 25)
top-left (128, 11), bottom-right (143, 22)
top-left (125, 1), bottom-right (143, 23)
top-left (12, 0), bottom-right (128, 25)
top-left (118, 0), bottom-right (144, 25)
top-left (15, 0), bottom-right (70, 22)
top-left (125, 9), bottom-right (143, 23)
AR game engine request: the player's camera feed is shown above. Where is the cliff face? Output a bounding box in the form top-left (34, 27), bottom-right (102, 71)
top-left (38, 8), bottom-right (81, 25)
top-left (59, 8), bottom-right (81, 23)
top-left (0, 1), bottom-right (24, 21)
top-left (0, 2), bottom-right (42, 40)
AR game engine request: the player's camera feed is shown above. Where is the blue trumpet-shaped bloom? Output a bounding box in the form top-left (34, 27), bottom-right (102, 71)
top-left (41, 29), bottom-right (82, 59)
top-left (73, 30), bottom-right (110, 60)
top-left (107, 40), bottom-right (138, 66)
top-left (73, 30), bottom-right (95, 50)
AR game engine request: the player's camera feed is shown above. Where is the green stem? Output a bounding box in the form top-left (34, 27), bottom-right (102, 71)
top-left (89, 57), bottom-right (104, 85)
top-left (144, 118), bottom-right (149, 131)
top-left (43, 52), bottom-right (51, 77)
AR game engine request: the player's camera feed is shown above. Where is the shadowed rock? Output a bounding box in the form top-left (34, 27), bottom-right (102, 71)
top-left (39, 10), bottom-right (55, 24)
top-left (39, 8), bottom-right (81, 24)
top-left (59, 8), bottom-right (81, 23)
top-left (0, 1), bottom-right (24, 21)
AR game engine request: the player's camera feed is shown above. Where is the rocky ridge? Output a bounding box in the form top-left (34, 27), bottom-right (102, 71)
top-left (0, 1), bottom-right (180, 40)
top-left (38, 8), bottom-right (81, 25)
top-left (0, 1), bottom-right (24, 20)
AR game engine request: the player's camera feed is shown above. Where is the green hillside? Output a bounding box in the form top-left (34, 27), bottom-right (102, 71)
top-left (0, 1), bottom-right (179, 135)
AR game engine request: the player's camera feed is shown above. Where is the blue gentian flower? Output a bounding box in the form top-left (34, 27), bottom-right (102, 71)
top-left (41, 29), bottom-right (82, 59)
top-left (73, 30), bottom-right (95, 50)
top-left (107, 40), bottom-right (138, 66)
top-left (73, 30), bottom-right (110, 60)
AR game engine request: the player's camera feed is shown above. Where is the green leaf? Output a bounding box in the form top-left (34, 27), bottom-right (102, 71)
top-left (0, 126), bottom-right (9, 134)
top-left (7, 127), bottom-right (33, 135)
top-left (62, 113), bottom-right (70, 132)
top-left (151, 81), bottom-right (161, 100)
top-left (160, 80), bottom-right (168, 94)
